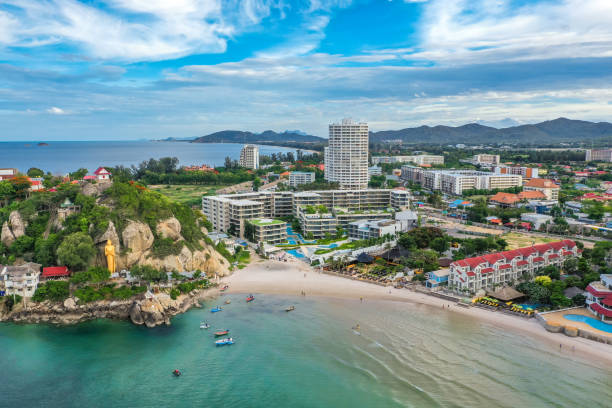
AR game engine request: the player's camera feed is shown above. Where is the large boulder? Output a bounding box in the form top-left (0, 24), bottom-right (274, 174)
top-left (8, 211), bottom-right (25, 238)
top-left (1, 221), bottom-right (15, 247)
top-left (81, 181), bottom-right (112, 197)
top-left (128, 302), bottom-right (144, 325)
top-left (156, 217), bottom-right (183, 241)
top-left (122, 221), bottom-right (154, 266)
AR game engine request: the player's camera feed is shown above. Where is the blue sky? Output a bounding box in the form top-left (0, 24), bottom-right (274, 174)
top-left (1, 0), bottom-right (612, 140)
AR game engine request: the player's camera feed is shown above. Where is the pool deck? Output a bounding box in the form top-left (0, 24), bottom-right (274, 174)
top-left (539, 308), bottom-right (612, 339)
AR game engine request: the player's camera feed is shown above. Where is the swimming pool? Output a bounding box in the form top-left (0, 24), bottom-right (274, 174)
top-left (564, 314), bottom-right (612, 333)
top-left (286, 249), bottom-right (305, 259)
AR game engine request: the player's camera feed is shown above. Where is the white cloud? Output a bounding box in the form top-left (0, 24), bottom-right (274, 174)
top-left (413, 0), bottom-right (612, 64)
top-left (0, 0), bottom-right (263, 61)
top-left (47, 106), bottom-right (66, 115)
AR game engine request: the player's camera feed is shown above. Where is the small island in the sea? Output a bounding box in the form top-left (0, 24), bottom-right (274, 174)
top-left (37, 142), bottom-right (49, 146)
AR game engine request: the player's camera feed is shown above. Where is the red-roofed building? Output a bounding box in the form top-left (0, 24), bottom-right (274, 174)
top-left (586, 275), bottom-right (612, 322)
top-left (524, 178), bottom-right (559, 200)
top-left (42, 266), bottom-right (71, 280)
top-left (449, 240), bottom-right (578, 293)
top-left (94, 167), bottom-right (111, 182)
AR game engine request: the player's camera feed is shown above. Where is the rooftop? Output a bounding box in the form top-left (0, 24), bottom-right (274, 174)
top-left (248, 218), bottom-right (286, 226)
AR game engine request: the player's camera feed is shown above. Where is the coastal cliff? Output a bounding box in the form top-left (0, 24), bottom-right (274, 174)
top-left (0, 288), bottom-right (218, 328)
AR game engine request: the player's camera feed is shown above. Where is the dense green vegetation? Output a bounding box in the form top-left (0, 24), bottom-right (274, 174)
top-left (73, 284), bottom-right (147, 303)
top-left (32, 281), bottom-right (70, 302)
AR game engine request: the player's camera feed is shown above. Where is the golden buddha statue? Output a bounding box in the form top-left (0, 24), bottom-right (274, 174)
top-left (104, 239), bottom-right (116, 274)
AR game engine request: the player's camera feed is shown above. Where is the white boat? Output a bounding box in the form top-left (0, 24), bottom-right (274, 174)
top-left (215, 337), bottom-right (234, 346)
top-left (200, 322), bottom-right (210, 329)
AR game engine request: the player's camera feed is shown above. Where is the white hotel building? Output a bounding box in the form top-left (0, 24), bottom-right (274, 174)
top-left (203, 189), bottom-right (411, 239)
top-left (449, 240), bottom-right (579, 293)
top-left (401, 166), bottom-right (522, 195)
top-left (239, 144), bottom-right (259, 169)
top-left (324, 119), bottom-right (369, 190)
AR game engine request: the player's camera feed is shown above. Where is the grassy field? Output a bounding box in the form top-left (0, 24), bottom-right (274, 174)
top-left (149, 184), bottom-right (227, 206)
top-left (502, 232), bottom-right (557, 249)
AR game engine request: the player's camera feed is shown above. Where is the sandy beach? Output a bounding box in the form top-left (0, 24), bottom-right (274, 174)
top-left (225, 258), bottom-right (612, 365)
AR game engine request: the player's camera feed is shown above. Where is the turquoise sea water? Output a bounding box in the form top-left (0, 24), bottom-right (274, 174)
top-left (2, 295), bottom-right (612, 408)
top-left (0, 141), bottom-right (296, 174)
top-left (564, 313), bottom-right (612, 333)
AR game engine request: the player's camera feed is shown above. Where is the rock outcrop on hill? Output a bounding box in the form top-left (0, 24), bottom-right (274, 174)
top-left (1, 211), bottom-right (25, 246)
top-left (91, 218), bottom-right (230, 276)
top-left (1, 221), bottom-right (15, 247)
top-left (0, 289), bottom-right (216, 327)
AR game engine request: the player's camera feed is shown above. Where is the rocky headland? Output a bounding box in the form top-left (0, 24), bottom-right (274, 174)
top-left (0, 287), bottom-right (220, 328)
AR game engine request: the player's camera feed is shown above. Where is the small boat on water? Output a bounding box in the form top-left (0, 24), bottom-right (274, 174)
top-left (211, 306), bottom-right (223, 313)
top-left (285, 306), bottom-right (295, 312)
top-left (220, 285), bottom-right (229, 292)
top-left (172, 369), bottom-right (181, 377)
top-left (200, 322), bottom-right (210, 329)
top-left (246, 295), bottom-right (255, 303)
top-left (224, 299), bottom-right (231, 304)
top-left (214, 330), bottom-right (229, 336)
top-left (215, 338), bottom-right (234, 346)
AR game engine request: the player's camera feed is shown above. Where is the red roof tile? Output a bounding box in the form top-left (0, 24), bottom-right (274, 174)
top-left (42, 266), bottom-right (70, 278)
top-left (548, 254), bottom-right (559, 259)
top-left (499, 264), bottom-right (512, 270)
top-left (590, 303), bottom-right (612, 318)
top-left (532, 257), bottom-right (544, 262)
top-left (94, 167), bottom-right (110, 175)
top-left (466, 271), bottom-right (476, 277)
top-left (517, 260), bottom-right (528, 266)
top-left (602, 295), bottom-right (612, 307)
top-left (481, 267), bottom-right (494, 274)
top-left (586, 284), bottom-right (612, 297)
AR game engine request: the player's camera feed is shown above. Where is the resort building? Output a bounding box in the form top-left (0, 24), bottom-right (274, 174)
top-left (325, 119), bottom-right (369, 190)
top-left (371, 155), bottom-right (444, 166)
top-left (289, 171), bottom-right (315, 187)
top-left (296, 206), bottom-right (337, 238)
top-left (401, 166), bottom-right (522, 195)
top-left (585, 274), bottom-right (612, 322)
top-left (472, 154), bottom-right (500, 165)
top-left (585, 149), bottom-right (612, 162)
top-left (523, 178), bottom-right (560, 200)
top-left (245, 218), bottom-right (287, 244)
top-left (333, 207), bottom-right (394, 227)
top-left (494, 165), bottom-right (539, 179)
top-left (203, 188), bottom-right (410, 240)
top-left (239, 144), bottom-right (260, 169)
top-left (0, 262), bottom-right (41, 297)
top-left (0, 168), bottom-right (17, 181)
top-left (425, 269), bottom-right (450, 289)
top-left (346, 214), bottom-right (414, 241)
top-left (449, 240), bottom-right (578, 293)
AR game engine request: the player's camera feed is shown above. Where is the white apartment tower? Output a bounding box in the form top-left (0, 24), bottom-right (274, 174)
top-left (239, 144), bottom-right (259, 169)
top-left (324, 119), bottom-right (369, 190)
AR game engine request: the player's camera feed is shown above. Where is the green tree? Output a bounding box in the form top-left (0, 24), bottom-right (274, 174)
top-left (253, 177), bottom-right (262, 192)
top-left (27, 168), bottom-right (44, 177)
top-left (70, 168), bottom-right (89, 180)
top-left (0, 180), bottom-right (15, 205)
top-left (57, 232), bottom-right (96, 272)
top-left (430, 237), bottom-right (449, 253)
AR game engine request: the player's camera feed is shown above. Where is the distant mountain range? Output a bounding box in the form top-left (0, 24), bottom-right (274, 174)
top-left (192, 130), bottom-right (325, 144)
top-left (189, 118), bottom-right (612, 146)
top-left (368, 118), bottom-right (612, 144)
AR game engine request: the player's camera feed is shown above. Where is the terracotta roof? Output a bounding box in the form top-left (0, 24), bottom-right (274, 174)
top-left (42, 266), bottom-right (70, 278)
top-left (516, 260), bottom-right (529, 266)
top-left (518, 190), bottom-right (546, 200)
top-left (499, 264), bottom-right (512, 269)
top-left (489, 192), bottom-right (520, 205)
top-left (532, 257), bottom-right (544, 262)
top-left (481, 267), bottom-right (494, 274)
top-left (548, 254), bottom-right (559, 259)
top-left (525, 178), bottom-right (559, 189)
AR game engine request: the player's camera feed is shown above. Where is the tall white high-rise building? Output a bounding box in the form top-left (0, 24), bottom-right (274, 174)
top-left (324, 119), bottom-right (369, 190)
top-left (239, 144), bottom-right (259, 169)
